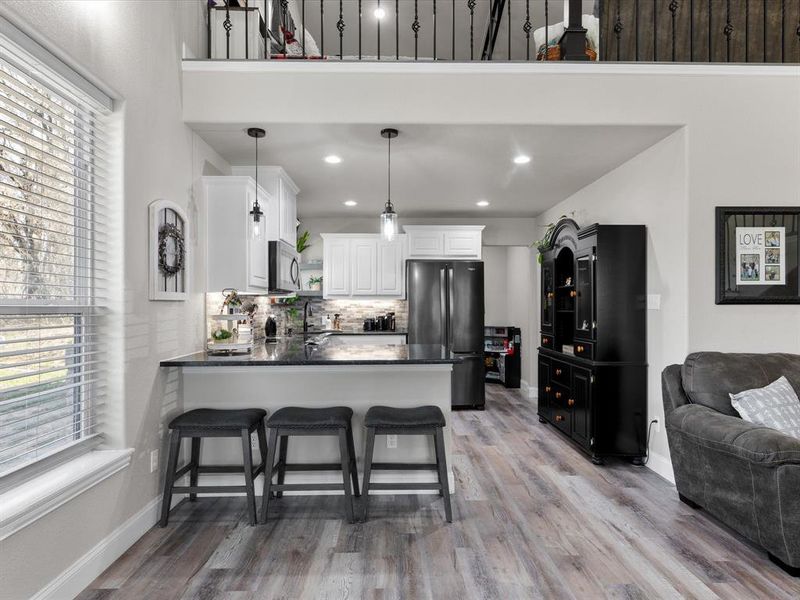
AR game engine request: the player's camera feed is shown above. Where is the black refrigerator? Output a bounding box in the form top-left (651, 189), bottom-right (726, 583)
top-left (407, 260), bottom-right (485, 409)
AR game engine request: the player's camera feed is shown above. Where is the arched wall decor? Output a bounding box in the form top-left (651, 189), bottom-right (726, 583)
top-left (149, 199), bottom-right (190, 301)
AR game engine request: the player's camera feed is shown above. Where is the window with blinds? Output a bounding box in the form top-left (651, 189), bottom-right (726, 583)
top-left (0, 31), bottom-right (111, 476)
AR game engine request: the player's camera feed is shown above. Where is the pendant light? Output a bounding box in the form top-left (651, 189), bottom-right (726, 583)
top-left (247, 127), bottom-right (266, 236)
top-left (380, 128), bottom-right (399, 241)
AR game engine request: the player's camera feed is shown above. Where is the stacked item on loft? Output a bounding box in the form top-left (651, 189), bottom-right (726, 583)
top-left (536, 14), bottom-right (600, 61)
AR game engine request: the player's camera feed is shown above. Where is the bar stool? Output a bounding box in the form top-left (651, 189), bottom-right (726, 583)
top-left (159, 408), bottom-right (267, 527)
top-left (260, 406), bottom-right (359, 524)
top-left (361, 405), bottom-right (452, 523)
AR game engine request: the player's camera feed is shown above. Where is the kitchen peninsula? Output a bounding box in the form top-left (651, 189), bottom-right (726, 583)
top-left (160, 336), bottom-right (459, 494)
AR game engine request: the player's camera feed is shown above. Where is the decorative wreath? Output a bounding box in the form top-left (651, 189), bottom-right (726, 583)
top-left (158, 223), bottom-right (185, 276)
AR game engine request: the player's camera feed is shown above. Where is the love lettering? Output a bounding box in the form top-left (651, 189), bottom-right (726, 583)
top-left (738, 232), bottom-right (764, 246)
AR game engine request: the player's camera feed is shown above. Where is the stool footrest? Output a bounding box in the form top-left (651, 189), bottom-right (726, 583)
top-left (282, 462), bottom-right (346, 472)
top-left (271, 483), bottom-right (344, 492)
top-left (172, 485), bottom-right (247, 494)
top-left (368, 482), bottom-right (443, 491)
top-left (198, 464), bottom-right (265, 475)
top-left (371, 462), bottom-right (439, 471)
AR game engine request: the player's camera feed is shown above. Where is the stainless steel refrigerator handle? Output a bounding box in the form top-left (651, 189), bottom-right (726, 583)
top-left (440, 267), bottom-right (448, 349)
top-left (448, 266), bottom-right (455, 349)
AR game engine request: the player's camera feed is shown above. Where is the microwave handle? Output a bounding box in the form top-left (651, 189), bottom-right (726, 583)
top-left (290, 256), bottom-right (299, 288)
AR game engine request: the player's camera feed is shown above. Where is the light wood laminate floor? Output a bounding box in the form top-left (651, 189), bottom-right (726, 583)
top-left (79, 386), bottom-right (800, 599)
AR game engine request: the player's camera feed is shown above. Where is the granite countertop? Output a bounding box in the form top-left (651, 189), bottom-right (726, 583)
top-left (302, 329), bottom-right (408, 336)
top-left (160, 338), bottom-right (458, 367)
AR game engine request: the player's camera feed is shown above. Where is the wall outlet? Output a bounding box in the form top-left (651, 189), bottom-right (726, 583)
top-left (150, 449), bottom-right (159, 473)
top-left (386, 434), bottom-right (398, 449)
top-left (647, 294), bottom-right (662, 310)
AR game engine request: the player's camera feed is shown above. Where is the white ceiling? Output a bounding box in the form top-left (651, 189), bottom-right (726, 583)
top-left (196, 124), bottom-right (677, 219)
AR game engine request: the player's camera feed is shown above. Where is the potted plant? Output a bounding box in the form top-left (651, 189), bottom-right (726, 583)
top-left (531, 214), bottom-right (571, 264)
top-left (296, 230), bottom-right (311, 254)
top-left (308, 275), bottom-right (323, 291)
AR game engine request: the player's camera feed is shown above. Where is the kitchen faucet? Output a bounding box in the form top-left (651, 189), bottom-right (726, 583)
top-left (303, 301), bottom-right (313, 333)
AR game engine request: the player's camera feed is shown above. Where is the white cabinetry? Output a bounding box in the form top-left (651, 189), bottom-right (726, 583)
top-left (404, 226), bottom-right (484, 260)
top-left (231, 166), bottom-right (299, 247)
top-left (204, 176), bottom-right (271, 293)
top-left (322, 234), bottom-right (406, 299)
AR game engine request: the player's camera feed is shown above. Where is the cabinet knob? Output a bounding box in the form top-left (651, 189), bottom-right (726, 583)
top-left (555, 369), bottom-right (562, 376)
top-left (569, 290), bottom-right (577, 298)
top-left (576, 345), bottom-right (584, 353)
top-left (542, 337), bottom-right (549, 344)
top-left (568, 398), bottom-right (575, 407)
top-left (555, 415), bottom-right (564, 422)
top-left (555, 391), bottom-right (562, 399)
top-left (547, 292), bottom-right (554, 299)
top-left (545, 386), bottom-right (551, 393)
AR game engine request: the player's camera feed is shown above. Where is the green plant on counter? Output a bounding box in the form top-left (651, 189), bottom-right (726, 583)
top-left (211, 329), bottom-right (233, 341)
top-left (308, 275), bottom-right (323, 285)
top-left (296, 230), bottom-right (311, 254)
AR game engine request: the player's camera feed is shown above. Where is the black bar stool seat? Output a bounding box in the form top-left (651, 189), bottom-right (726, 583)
top-left (362, 405), bottom-right (452, 523)
top-left (261, 406), bottom-right (360, 524)
top-left (159, 408), bottom-right (268, 527)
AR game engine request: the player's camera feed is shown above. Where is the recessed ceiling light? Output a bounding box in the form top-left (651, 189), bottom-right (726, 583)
top-left (324, 155), bottom-right (342, 164)
top-left (513, 155), bottom-right (531, 165)
top-left (476, 200), bottom-right (490, 207)
top-left (374, 7), bottom-right (386, 19)
top-left (343, 200), bottom-right (358, 207)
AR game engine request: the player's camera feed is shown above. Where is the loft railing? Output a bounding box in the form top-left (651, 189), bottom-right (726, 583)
top-left (601, 0), bottom-right (800, 63)
top-left (206, 0), bottom-right (593, 62)
top-left (204, 0), bottom-right (799, 63)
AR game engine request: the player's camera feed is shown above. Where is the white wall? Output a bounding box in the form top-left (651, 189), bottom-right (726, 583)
top-left (506, 246), bottom-right (536, 395)
top-left (482, 246), bottom-right (509, 326)
top-left (535, 129), bottom-right (689, 480)
top-left (0, 3), bottom-right (230, 599)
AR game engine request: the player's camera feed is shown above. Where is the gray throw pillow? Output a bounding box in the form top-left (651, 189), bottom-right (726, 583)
top-left (729, 376), bottom-right (800, 439)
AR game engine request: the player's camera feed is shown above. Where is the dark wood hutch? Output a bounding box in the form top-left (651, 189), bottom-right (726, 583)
top-left (537, 219), bottom-right (647, 464)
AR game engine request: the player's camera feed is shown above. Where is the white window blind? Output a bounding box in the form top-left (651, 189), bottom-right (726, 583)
top-left (0, 28), bottom-right (112, 476)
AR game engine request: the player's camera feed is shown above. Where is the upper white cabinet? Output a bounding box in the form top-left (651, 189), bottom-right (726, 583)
top-left (231, 166), bottom-right (299, 247)
top-left (204, 176), bottom-right (270, 293)
top-left (404, 226), bottom-right (484, 259)
top-left (322, 234), bottom-right (406, 299)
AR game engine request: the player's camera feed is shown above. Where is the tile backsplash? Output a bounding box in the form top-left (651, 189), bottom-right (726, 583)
top-left (206, 294), bottom-right (407, 341)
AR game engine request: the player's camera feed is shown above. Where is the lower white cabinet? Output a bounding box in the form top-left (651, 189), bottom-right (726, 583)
top-left (322, 234), bottom-right (406, 299)
top-left (204, 176), bottom-right (270, 293)
top-left (404, 225), bottom-right (484, 260)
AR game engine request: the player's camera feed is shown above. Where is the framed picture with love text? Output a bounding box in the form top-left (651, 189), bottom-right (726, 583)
top-left (716, 207), bottom-right (800, 304)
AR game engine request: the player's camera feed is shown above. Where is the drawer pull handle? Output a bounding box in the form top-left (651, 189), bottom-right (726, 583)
top-left (545, 386), bottom-right (552, 393)
top-left (569, 290), bottom-right (577, 298)
top-left (555, 415), bottom-right (564, 422)
top-left (576, 345), bottom-right (584, 353)
top-left (555, 369), bottom-right (562, 376)
top-left (555, 392), bottom-right (562, 399)
top-left (568, 398), bottom-right (575, 407)
top-left (547, 292), bottom-right (555, 299)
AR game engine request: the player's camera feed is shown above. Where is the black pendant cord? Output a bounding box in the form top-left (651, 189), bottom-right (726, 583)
top-left (386, 134), bottom-right (392, 209)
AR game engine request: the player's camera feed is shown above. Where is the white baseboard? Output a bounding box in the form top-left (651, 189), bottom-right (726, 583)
top-left (31, 494), bottom-right (179, 600)
top-left (644, 451), bottom-right (675, 484)
top-left (519, 380), bottom-right (537, 400)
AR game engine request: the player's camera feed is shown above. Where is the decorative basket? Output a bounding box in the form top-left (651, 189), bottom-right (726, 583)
top-left (537, 42), bottom-right (597, 62)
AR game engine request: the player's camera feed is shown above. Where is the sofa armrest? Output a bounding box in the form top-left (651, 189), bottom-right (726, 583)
top-left (668, 403), bottom-right (800, 465)
top-left (661, 364), bottom-right (690, 418)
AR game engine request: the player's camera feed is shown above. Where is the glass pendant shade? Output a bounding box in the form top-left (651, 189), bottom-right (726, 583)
top-left (381, 203), bottom-right (398, 241)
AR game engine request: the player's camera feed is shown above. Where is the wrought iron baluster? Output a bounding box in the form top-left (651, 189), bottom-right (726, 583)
top-left (654, 0), bottom-right (658, 60)
top-left (413, 0), bottom-right (420, 60)
top-left (224, 0), bottom-right (232, 59)
top-left (377, 0), bottom-right (381, 60)
top-left (745, 0), bottom-right (749, 62)
top-left (433, 0), bottom-right (437, 60)
top-left (689, 0), bottom-right (693, 61)
top-left (544, 0), bottom-right (549, 60)
top-left (764, 0), bottom-right (767, 62)
top-left (523, 0), bottom-right (531, 61)
top-left (302, 0), bottom-right (306, 57)
top-left (635, 0), bottom-right (640, 61)
top-left (469, 0), bottom-right (476, 60)
top-left (781, 0), bottom-right (786, 62)
top-left (724, 0), bottom-right (732, 62)
top-left (507, 0), bottom-right (511, 59)
top-left (337, 0), bottom-right (345, 60)
top-left (669, 1), bottom-right (678, 61)
top-left (359, 0), bottom-right (362, 60)
top-left (320, 0), bottom-right (324, 57)
top-left (452, 0), bottom-right (456, 60)
top-left (615, 0), bottom-right (623, 61)
top-left (709, 0), bottom-right (713, 61)
top-left (797, 0), bottom-right (800, 63)
top-left (397, 0), bottom-right (400, 60)
top-left (245, 4), bottom-right (249, 58)
top-left (281, 0), bottom-right (289, 54)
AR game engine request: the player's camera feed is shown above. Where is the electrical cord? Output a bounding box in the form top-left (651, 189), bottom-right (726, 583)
top-left (641, 418), bottom-right (658, 466)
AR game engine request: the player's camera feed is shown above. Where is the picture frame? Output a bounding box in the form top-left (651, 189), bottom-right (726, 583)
top-left (716, 206), bottom-right (800, 304)
top-left (149, 199), bottom-right (190, 301)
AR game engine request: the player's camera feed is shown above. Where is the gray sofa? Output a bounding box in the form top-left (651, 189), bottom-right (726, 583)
top-left (662, 352), bottom-right (800, 575)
